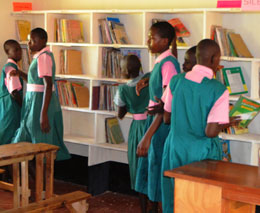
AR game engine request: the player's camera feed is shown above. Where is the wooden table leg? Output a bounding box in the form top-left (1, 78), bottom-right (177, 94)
top-left (12, 163), bottom-right (20, 208)
top-left (45, 151), bottom-right (55, 199)
top-left (21, 160), bottom-right (29, 206)
top-left (35, 153), bottom-right (44, 202)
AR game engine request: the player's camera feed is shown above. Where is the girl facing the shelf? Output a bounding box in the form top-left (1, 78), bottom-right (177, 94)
top-left (12, 28), bottom-right (70, 161)
top-left (161, 39), bottom-right (240, 213)
top-left (0, 40), bottom-right (23, 145)
top-left (114, 55), bottom-right (149, 201)
top-left (136, 21), bottom-right (180, 213)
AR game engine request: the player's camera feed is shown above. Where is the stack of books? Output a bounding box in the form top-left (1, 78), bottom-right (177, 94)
top-left (98, 17), bottom-right (130, 44)
top-left (55, 19), bottom-right (84, 43)
top-left (211, 25), bottom-right (253, 58)
top-left (55, 80), bottom-right (89, 108)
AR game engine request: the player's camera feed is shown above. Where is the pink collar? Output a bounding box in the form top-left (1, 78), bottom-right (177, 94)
top-left (33, 46), bottom-right (50, 59)
top-left (185, 64), bottom-right (214, 83)
top-left (155, 49), bottom-right (174, 64)
top-left (7, 58), bottom-right (18, 65)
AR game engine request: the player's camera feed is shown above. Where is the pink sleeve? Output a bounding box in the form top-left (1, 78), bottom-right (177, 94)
top-left (38, 53), bottom-right (53, 78)
top-left (161, 61), bottom-right (177, 87)
top-left (5, 66), bottom-right (22, 94)
top-left (162, 84), bottom-right (173, 113)
top-left (207, 90), bottom-right (229, 124)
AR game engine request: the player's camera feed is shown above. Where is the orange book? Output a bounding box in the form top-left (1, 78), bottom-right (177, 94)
top-left (168, 18), bottom-right (190, 37)
top-left (66, 20), bottom-right (84, 43)
top-left (15, 20), bottom-right (31, 41)
top-left (65, 50), bottom-right (83, 75)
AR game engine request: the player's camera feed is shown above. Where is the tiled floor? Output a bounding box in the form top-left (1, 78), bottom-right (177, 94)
top-left (0, 179), bottom-right (142, 213)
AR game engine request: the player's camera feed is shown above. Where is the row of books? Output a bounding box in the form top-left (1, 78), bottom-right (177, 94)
top-left (54, 19), bottom-right (84, 43)
top-left (92, 83), bottom-right (119, 111)
top-left (105, 117), bottom-right (125, 144)
top-left (98, 17), bottom-right (130, 44)
top-left (55, 80), bottom-right (89, 107)
top-left (59, 49), bottom-right (83, 74)
top-left (211, 25), bottom-right (253, 58)
top-left (102, 48), bottom-right (141, 79)
top-left (215, 66), bottom-right (248, 95)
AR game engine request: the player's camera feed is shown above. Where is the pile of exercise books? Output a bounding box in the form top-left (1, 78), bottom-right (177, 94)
top-left (98, 17), bottom-right (130, 44)
top-left (55, 19), bottom-right (84, 43)
top-left (211, 25), bottom-right (252, 58)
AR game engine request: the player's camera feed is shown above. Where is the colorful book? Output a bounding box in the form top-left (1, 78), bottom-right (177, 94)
top-left (229, 96), bottom-right (260, 128)
top-left (111, 21), bottom-right (130, 44)
top-left (168, 18), bottom-right (190, 37)
top-left (105, 117), bottom-right (124, 144)
top-left (222, 67), bottom-right (248, 95)
top-left (15, 20), bottom-right (31, 41)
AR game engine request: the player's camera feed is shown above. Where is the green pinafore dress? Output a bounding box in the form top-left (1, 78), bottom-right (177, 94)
top-left (161, 73), bottom-right (225, 213)
top-left (116, 73), bottom-right (150, 190)
top-left (12, 51), bottom-right (70, 161)
top-left (0, 62), bottom-right (23, 145)
top-left (135, 56), bottom-right (180, 201)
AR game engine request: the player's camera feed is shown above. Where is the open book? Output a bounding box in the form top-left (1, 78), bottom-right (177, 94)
top-left (230, 96), bottom-right (260, 128)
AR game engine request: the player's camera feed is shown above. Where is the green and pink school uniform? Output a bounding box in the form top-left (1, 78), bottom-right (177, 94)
top-left (12, 47), bottom-right (70, 161)
top-left (0, 59), bottom-right (23, 145)
top-left (161, 64), bottom-right (229, 213)
top-left (135, 49), bottom-right (180, 201)
top-left (114, 73), bottom-right (150, 190)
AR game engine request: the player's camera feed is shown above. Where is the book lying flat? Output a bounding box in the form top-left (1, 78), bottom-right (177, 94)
top-left (222, 67), bottom-right (248, 95)
top-left (229, 96), bottom-right (260, 128)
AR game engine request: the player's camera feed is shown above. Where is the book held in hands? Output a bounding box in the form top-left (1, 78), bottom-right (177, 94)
top-left (230, 96), bottom-right (260, 128)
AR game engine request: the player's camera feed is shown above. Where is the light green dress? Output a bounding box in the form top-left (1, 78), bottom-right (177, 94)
top-left (114, 73), bottom-right (150, 190)
top-left (12, 51), bottom-right (70, 161)
top-left (0, 62), bottom-right (23, 145)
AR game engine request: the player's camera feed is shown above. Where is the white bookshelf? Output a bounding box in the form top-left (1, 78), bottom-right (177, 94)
top-left (12, 8), bottom-right (260, 166)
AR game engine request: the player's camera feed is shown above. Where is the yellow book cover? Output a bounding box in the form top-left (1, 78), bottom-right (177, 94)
top-left (15, 20), bottom-right (31, 41)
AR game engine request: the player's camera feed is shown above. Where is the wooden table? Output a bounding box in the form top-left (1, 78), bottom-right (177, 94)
top-left (164, 160), bottom-right (260, 213)
top-left (0, 142), bottom-right (59, 208)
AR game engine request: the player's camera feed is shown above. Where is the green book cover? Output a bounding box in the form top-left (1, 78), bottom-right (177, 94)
top-left (222, 67), bottom-right (248, 95)
top-left (105, 117), bottom-right (124, 144)
top-left (229, 96), bottom-right (260, 128)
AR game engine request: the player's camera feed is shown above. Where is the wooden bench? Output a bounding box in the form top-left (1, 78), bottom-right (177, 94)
top-left (165, 160), bottom-right (260, 213)
top-left (0, 190), bottom-right (91, 213)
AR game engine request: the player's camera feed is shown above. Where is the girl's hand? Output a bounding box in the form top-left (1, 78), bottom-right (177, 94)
top-left (40, 112), bottom-right (50, 133)
top-left (136, 136), bottom-right (151, 157)
top-left (147, 96), bottom-right (164, 115)
top-left (136, 78), bottom-right (149, 96)
top-left (9, 70), bottom-right (19, 77)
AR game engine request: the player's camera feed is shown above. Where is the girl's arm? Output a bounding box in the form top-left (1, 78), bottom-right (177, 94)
top-left (205, 116), bottom-right (241, 138)
top-left (18, 70), bottom-right (28, 82)
top-left (9, 70), bottom-right (28, 82)
top-left (163, 110), bottom-right (171, 124)
top-left (117, 106), bottom-right (127, 119)
top-left (11, 90), bottom-right (22, 107)
top-left (136, 113), bottom-right (163, 157)
top-left (40, 76), bottom-right (52, 133)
